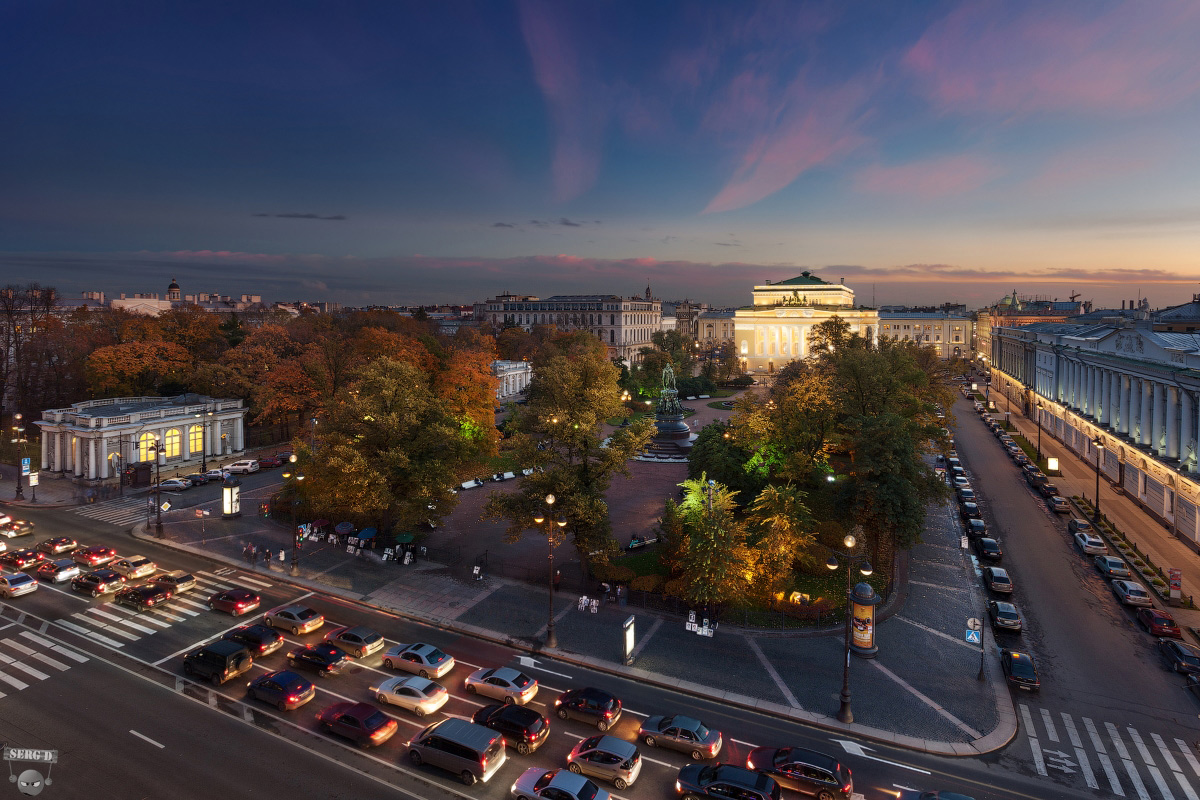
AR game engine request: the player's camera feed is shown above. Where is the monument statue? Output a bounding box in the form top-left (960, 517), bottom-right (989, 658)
top-left (656, 364), bottom-right (684, 416)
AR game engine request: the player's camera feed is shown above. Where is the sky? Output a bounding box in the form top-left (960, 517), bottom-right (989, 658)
top-left (3, 0), bottom-right (1200, 310)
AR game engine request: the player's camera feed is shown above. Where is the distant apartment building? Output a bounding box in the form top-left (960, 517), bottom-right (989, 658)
top-left (974, 290), bottom-right (1087, 368)
top-left (474, 286), bottom-right (662, 364)
top-left (733, 272), bottom-right (878, 373)
top-left (878, 310), bottom-right (970, 359)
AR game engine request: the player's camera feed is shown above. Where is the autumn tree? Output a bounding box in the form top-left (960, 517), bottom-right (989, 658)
top-left (484, 333), bottom-right (655, 564)
top-left (156, 305), bottom-right (228, 363)
top-left (745, 485), bottom-right (817, 603)
top-left (730, 365), bottom-right (838, 485)
top-left (686, 422), bottom-right (766, 505)
top-left (675, 476), bottom-right (753, 608)
top-left (86, 340), bottom-right (192, 396)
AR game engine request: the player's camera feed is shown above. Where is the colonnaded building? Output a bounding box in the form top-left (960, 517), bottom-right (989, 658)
top-left (990, 298), bottom-right (1200, 551)
top-left (733, 272), bottom-right (878, 374)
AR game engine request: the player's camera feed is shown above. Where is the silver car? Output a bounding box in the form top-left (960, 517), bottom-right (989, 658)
top-left (511, 768), bottom-right (609, 800)
top-left (637, 714), bottom-right (723, 760)
top-left (1112, 579), bottom-right (1154, 607)
top-left (464, 667), bottom-right (538, 705)
top-left (372, 675), bottom-right (449, 717)
top-left (983, 566), bottom-right (1013, 594)
top-left (1073, 532), bottom-right (1108, 555)
top-left (1094, 556), bottom-right (1132, 580)
top-left (383, 642), bottom-right (456, 678)
top-left (0, 573), bottom-right (38, 598)
top-left (566, 735), bottom-right (642, 789)
top-left (111, 556), bottom-right (157, 580)
top-left (323, 625), bottom-right (385, 658)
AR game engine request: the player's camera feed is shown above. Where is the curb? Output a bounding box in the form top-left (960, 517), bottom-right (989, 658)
top-left (131, 523), bottom-right (1018, 756)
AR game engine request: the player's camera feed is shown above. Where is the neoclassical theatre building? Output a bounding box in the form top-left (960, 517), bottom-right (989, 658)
top-left (734, 272), bottom-right (878, 373)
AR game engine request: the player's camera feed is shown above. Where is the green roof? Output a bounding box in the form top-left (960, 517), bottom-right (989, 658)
top-left (769, 272), bottom-right (830, 286)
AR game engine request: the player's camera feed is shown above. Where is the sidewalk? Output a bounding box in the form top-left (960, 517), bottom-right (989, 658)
top-left (120, 479), bottom-right (1016, 757)
top-left (1003, 408), bottom-right (1200, 634)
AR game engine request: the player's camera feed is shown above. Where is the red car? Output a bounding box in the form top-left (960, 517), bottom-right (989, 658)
top-left (316, 701), bottom-right (397, 747)
top-left (258, 455), bottom-right (284, 468)
top-left (1137, 608), bottom-right (1182, 638)
top-left (73, 546), bottom-right (117, 567)
top-left (209, 588), bottom-right (261, 616)
top-left (0, 550), bottom-right (45, 569)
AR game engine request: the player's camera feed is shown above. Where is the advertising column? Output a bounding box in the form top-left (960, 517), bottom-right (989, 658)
top-left (850, 582), bottom-right (882, 659)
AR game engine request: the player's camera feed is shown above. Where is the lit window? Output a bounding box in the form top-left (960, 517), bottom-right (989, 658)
top-left (138, 432), bottom-right (157, 462)
top-left (189, 424), bottom-right (204, 454)
top-left (164, 428), bottom-right (181, 458)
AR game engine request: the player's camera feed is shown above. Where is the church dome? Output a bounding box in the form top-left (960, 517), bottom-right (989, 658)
top-left (168, 277), bottom-right (180, 291)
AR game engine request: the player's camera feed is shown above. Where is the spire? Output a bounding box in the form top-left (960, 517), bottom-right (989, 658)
top-left (645, 281), bottom-right (652, 300)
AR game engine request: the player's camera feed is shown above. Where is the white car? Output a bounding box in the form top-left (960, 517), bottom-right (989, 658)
top-left (203, 469), bottom-right (226, 482)
top-left (226, 460), bottom-right (260, 474)
top-left (1073, 532), bottom-right (1108, 555)
top-left (464, 666), bottom-right (538, 705)
top-left (371, 675), bottom-right (449, 717)
top-left (156, 478), bottom-right (190, 492)
top-left (110, 556), bottom-right (157, 580)
top-left (382, 642), bottom-right (456, 679)
top-left (1112, 579), bottom-right (1154, 607)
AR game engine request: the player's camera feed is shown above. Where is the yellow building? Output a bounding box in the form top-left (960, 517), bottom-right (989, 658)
top-left (734, 272), bottom-right (878, 373)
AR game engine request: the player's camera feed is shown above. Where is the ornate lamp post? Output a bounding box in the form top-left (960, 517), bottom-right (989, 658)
top-left (283, 454), bottom-right (305, 576)
top-left (11, 413), bottom-right (26, 500)
top-left (1035, 401), bottom-right (1044, 463)
top-left (148, 434), bottom-right (164, 538)
top-left (195, 407), bottom-right (214, 472)
top-left (533, 494), bottom-right (567, 649)
top-left (826, 533), bottom-right (873, 724)
top-left (1093, 437), bottom-right (1105, 523)
top-left (620, 390), bottom-right (631, 426)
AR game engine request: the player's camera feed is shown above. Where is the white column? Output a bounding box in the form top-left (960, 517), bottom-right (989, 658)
top-left (1141, 379), bottom-right (1152, 445)
top-left (1167, 386), bottom-right (1179, 460)
top-left (72, 436), bottom-right (81, 477)
top-left (1120, 375), bottom-right (1131, 435)
top-left (40, 431), bottom-right (49, 470)
top-left (1152, 381), bottom-right (1164, 454)
top-left (1182, 390), bottom-right (1193, 468)
top-left (235, 417), bottom-right (244, 451)
top-left (98, 436), bottom-right (108, 479)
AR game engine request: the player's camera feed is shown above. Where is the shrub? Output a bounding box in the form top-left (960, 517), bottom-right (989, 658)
top-left (630, 574), bottom-right (664, 592)
top-left (1133, 559), bottom-right (1146, 568)
top-left (1151, 577), bottom-right (1166, 587)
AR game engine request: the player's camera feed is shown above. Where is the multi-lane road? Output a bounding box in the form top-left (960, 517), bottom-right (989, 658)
top-left (0, 442), bottom-right (1197, 799)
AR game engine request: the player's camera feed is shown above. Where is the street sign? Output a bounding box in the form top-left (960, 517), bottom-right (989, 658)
top-left (965, 629), bottom-right (981, 644)
top-left (160, 501), bottom-right (171, 512)
top-left (967, 617), bottom-right (982, 631)
top-left (961, 536), bottom-right (968, 550)
top-left (20, 458), bottom-right (29, 476)
top-left (28, 472), bottom-right (38, 487)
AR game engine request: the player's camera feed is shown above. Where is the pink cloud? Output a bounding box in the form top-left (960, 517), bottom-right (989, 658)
top-left (1026, 140), bottom-right (1162, 194)
top-left (904, 2), bottom-right (1200, 116)
top-left (853, 155), bottom-right (1001, 198)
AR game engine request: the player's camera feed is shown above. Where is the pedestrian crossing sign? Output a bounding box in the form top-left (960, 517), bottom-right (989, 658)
top-left (965, 629), bottom-right (981, 644)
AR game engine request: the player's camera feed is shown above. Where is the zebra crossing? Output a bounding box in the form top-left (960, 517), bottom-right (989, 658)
top-left (55, 569), bottom-right (274, 648)
top-left (72, 495), bottom-right (156, 527)
top-left (0, 629), bottom-right (88, 698)
top-left (1020, 703), bottom-right (1200, 799)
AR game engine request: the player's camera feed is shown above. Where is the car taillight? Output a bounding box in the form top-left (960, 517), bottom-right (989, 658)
top-left (287, 694), bottom-right (299, 702)
top-left (603, 709), bottom-right (614, 718)
top-left (371, 722), bottom-right (394, 740)
top-left (236, 601), bottom-right (247, 608)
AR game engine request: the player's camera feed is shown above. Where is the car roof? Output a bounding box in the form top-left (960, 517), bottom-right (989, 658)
top-left (993, 601), bottom-right (1017, 612)
top-left (665, 714), bottom-right (703, 730)
top-left (582, 735), bottom-right (637, 759)
top-left (395, 675), bottom-right (438, 692)
top-left (987, 567), bottom-right (1009, 577)
top-left (491, 667), bottom-right (524, 681)
top-left (547, 771), bottom-right (590, 793)
top-left (778, 747), bottom-right (840, 770)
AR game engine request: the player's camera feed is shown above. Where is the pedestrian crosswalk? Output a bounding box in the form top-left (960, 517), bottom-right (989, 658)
top-left (54, 570), bottom-right (272, 648)
top-left (1020, 703), bottom-right (1200, 799)
top-left (0, 630), bottom-right (88, 698)
top-left (72, 495), bottom-right (155, 527)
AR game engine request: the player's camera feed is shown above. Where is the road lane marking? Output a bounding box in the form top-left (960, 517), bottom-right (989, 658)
top-left (745, 636), bottom-right (799, 708)
top-left (1040, 708), bottom-right (1059, 742)
top-left (171, 596), bottom-right (210, 611)
top-left (0, 654), bottom-right (48, 681)
top-left (1061, 713), bottom-right (1097, 789)
top-left (84, 607), bottom-right (126, 622)
top-left (1175, 739), bottom-right (1200, 778)
top-left (1085, 717), bottom-right (1124, 796)
top-left (18, 633), bottom-right (88, 662)
top-left (0, 671), bottom-right (28, 690)
top-left (1153, 733), bottom-right (1183, 774)
top-left (229, 573), bottom-right (271, 589)
top-left (1019, 705), bottom-right (1046, 776)
top-left (1129, 728), bottom-right (1176, 800)
top-left (872, 661), bottom-right (981, 738)
top-left (129, 730), bottom-right (164, 748)
top-left (1108, 722), bottom-right (1152, 800)
top-left (514, 656), bottom-right (573, 680)
top-left (834, 740), bottom-right (930, 774)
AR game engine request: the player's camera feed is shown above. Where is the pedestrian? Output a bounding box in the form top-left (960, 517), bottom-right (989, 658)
top-left (249, 543), bottom-right (257, 563)
top-left (262, 549), bottom-right (271, 568)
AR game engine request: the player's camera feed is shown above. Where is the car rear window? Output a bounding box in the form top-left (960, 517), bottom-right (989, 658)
top-left (7, 575), bottom-right (32, 586)
top-left (576, 781), bottom-right (599, 800)
top-left (511, 673), bottom-right (531, 688)
top-left (362, 711), bottom-right (388, 729)
top-left (483, 737), bottom-right (503, 762)
top-left (296, 608), bottom-right (317, 620)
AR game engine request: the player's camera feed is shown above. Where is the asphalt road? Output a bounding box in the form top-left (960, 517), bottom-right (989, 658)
top-left (0, 456), bottom-right (1194, 799)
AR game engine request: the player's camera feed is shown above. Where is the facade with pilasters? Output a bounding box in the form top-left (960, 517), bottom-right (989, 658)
top-left (35, 394), bottom-right (247, 483)
top-left (990, 302), bottom-right (1200, 551)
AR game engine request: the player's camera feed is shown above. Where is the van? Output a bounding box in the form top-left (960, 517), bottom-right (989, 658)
top-left (182, 639), bottom-right (253, 685)
top-left (227, 460), bottom-right (260, 474)
top-left (408, 717), bottom-right (506, 786)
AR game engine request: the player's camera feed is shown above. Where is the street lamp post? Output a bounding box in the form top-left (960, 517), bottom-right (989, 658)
top-left (1093, 437), bottom-right (1105, 523)
top-left (283, 454), bottom-right (305, 577)
top-left (149, 435), bottom-right (163, 538)
top-left (533, 494), bottom-right (567, 649)
top-left (310, 417), bottom-right (319, 450)
top-left (1035, 401), bottom-right (1044, 463)
top-left (620, 390), bottom-right (631, 426)
top-left (11, 413), bottom-right (26, 500)
top-left (825, 533), bottom-right (873, 725)
top-left (196, 407), bottom-right (214, 472)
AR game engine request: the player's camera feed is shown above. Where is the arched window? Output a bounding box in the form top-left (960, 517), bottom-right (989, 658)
top-left (189, 424), bottom-right (204, 455)
top-left (138, 432), bottom-right (157, 463)
top-left (164, 428), bottom-right (182, 458)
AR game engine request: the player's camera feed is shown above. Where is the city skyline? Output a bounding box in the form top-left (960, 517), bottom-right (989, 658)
top-left (4, 1), bottom-right (1200, 309)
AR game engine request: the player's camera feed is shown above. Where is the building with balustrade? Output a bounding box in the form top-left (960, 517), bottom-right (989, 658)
top-left (878, 311), bottom-right (970, 359)
top-left (492, 360), bottom-right (532, 400)
top-left (990, 298), bottom-right (1200, 551)
top-left (35, 393), bottom-right (248, 484)
top-left (733, 272), bottom-right (878, 373)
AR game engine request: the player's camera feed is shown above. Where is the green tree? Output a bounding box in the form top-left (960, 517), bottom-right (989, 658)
top-left (746, 485), bottom-right (817, 602)
top-left (675, 476), bottom-right (752, 608)
top-left (484, 343), bottom-right (655, 565)
top-left (686, 422), bottom-right (766, 505)
top-left (298, 357), bottom-right (485, 534)
top-left (731, 367), bottom-right (838, 484)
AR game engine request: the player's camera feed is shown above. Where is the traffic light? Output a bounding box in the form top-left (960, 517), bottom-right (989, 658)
top-left (259, 501), bottom-right (270, 517)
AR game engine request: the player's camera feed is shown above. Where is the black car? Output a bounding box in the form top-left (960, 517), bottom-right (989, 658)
top-left (287, 643), bottom-right (350, 677)
top-left (1037, 482), bottom-right (1059, 498)
top-left (1000, 649), bottom-right (1040, 691)
top-left (114, 583), bottom-right (172, 611)
top-left (745, 746), bottom-right (853, 798)
top-left (554, 687), bottom-right (622, 731)
top-left (959, 502), bottom-right (982, 523)
top-left (224, 624), bottom-right (285, 656)
top-left (71, 568), bottom-right (126, 596)
top-left (965, 518), bottom-right (987, 539)
top-left (182, 474), bottom-right (209, 487)
top-left (472, 703), bottom-right (550, 755)
top-left (1158, 639), bottom-right (1200, 675)
top-left (975, 537), bottom-right (1003, 562)
top-left (676, 764), bottom-right (781, 800)
top-left (247, 669), bottom-right (315, 711)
